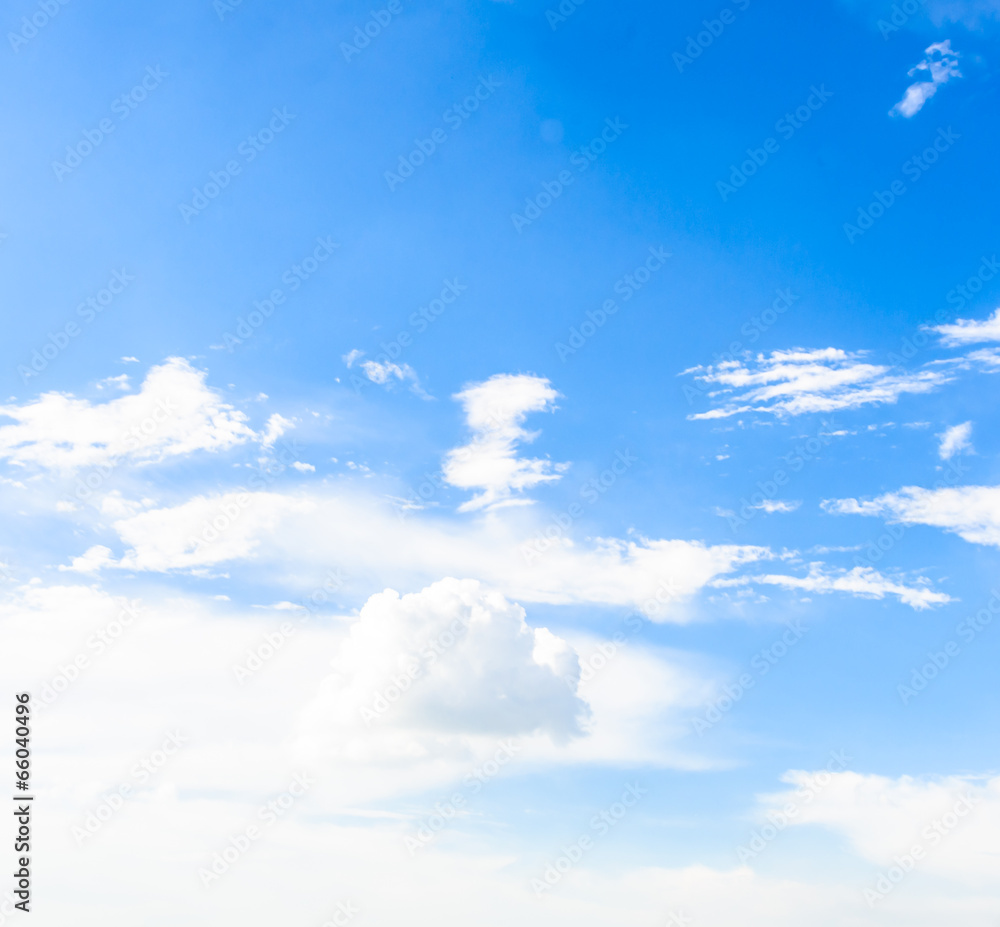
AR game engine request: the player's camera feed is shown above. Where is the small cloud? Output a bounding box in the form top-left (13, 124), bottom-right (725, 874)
top-left (342, 349), bottom-right (365, 368)
top-left (120, 356), bottom-right (139, 364)
top-left (260, 413), bottom-right (293, 449)
top-left (684, 348), bottom-right (951, 419)
top-left (291, 461), bottom-right (315, 472)
top-left (213, 594), bottom-right (231, 601)
top-left (755, 500), bottom-right (802, 513)
top-left (890, 40), bottom-right (961, 118)
top-left (938, 421), bottom-right (973, 459)
top-left (59, 545), bottom-right (115, 574)
top-left (361, 359), bottom-right (431, 399)
top-left (96, 374), bottom-right (130, 391)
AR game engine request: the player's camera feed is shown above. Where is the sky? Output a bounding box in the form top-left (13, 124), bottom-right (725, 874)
top-left (1, 0), bottom-right (999, 924)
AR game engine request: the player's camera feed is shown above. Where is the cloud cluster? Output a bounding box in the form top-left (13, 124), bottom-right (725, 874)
top-left (715, 563), bottom-right (951, 610)
top-left (0, 358), bottom-right (256, 472)
top-left (684, 348), bottom-right (950, 419)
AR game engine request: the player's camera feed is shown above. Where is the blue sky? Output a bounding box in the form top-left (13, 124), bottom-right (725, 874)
top-left (2, 0), bottom-right (1000, 924)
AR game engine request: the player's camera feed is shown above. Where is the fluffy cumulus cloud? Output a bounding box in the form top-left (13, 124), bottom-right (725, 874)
top-left (0, 357), bottom-right (256, 472)
top-left (443, 374), bottom-right (568, 511)
top-left (714, 564), bottom-right (951, 610)
top-left (933, 307), bottom-right (1000, 345)
top-left (825, 484), bottom-right (1000, 547)
top-left (683, 348), bottom-right (950, 419)
top-left (938, 421), bottom-right (973, 459)
top-left (890, 40), bottom-right (962, 117)
top-left (297, 579), bottom-right (589, 764)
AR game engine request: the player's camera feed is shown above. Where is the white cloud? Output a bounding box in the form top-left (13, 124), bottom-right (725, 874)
top-left (938, 421), bottom-right (973, 459)
top-left (58, 545), bottom-right (115, 573)
top-left (96, 374), bottom-right (130, 391)
top-left (0, 357), bottom-right (255, 472)
top-left (932, 307), bottom-right (1000, 345)
top-left (259, 413), bottom-right (293, 449)
top-left (824, 484), bottom-right (1000, 547)
top-left (755, 500), bottom-right (801, 513)
top-left (3, 581), bottom-right (996, 924)
top-left (890, 40), bottom-right (962, 117)
top-left (343, 349), bottom-right (429, 398)
top-left (71, 486), bottom-right (774, 619)
top-left (360, 359), bottom-right (428, 397)
top-left (967, 346), bottom-right (1000, 369)
top-left (684, 348), bottom-right (951, 419)
top-left (444, 374), bottom-right (568, 511)
top-left (111, 492), bottom-right (317, 572)
top-left (76, 485), bottom-right (953, 617)
top-left (290, 461), bottom-right (315, 472)
top-left (297, 579), bottom-right (589, 763)
top-left (714, 563), bottom-right (951, 610)
top-left (760, 769), bottom-right (1000, 886)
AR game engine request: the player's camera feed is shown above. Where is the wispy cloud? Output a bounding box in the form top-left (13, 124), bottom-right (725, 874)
top-left (343, 349), bottom-right (429, 398)
top-left (684, 348), bottom-right (951, 419)
top-left (932, 308), bottom-right (1000, 345)
top-left (890, 40), bottom-right (961, 117)
top-left (714, 564), bottom-right (951, 610)
top-left (824, 483), bottom-right (1000, 548)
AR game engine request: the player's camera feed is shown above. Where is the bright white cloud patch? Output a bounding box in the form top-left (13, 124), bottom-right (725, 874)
top-left (715, 564), bottom-right (951, 610)
top-left (938, 421), bottom-right (973, 459)
top-left (684, 348), bottom-right (950, 419)
top-left (444, 373), bottom-right (568, 510)
top-left (933, 307), bottom-right (1000, 345)
top-left (825, 484), bottom-right (1000, 548)
top-left (890, 40), bottom-right (962, 117)
top-left (0, 357), bottom-right (255, 472)
top-left (298, 579), bottom-right (589, 762)
top-left (760, 769), bottom-right (999, 886)
top-left (78, 487), bottom-right (769, 618)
